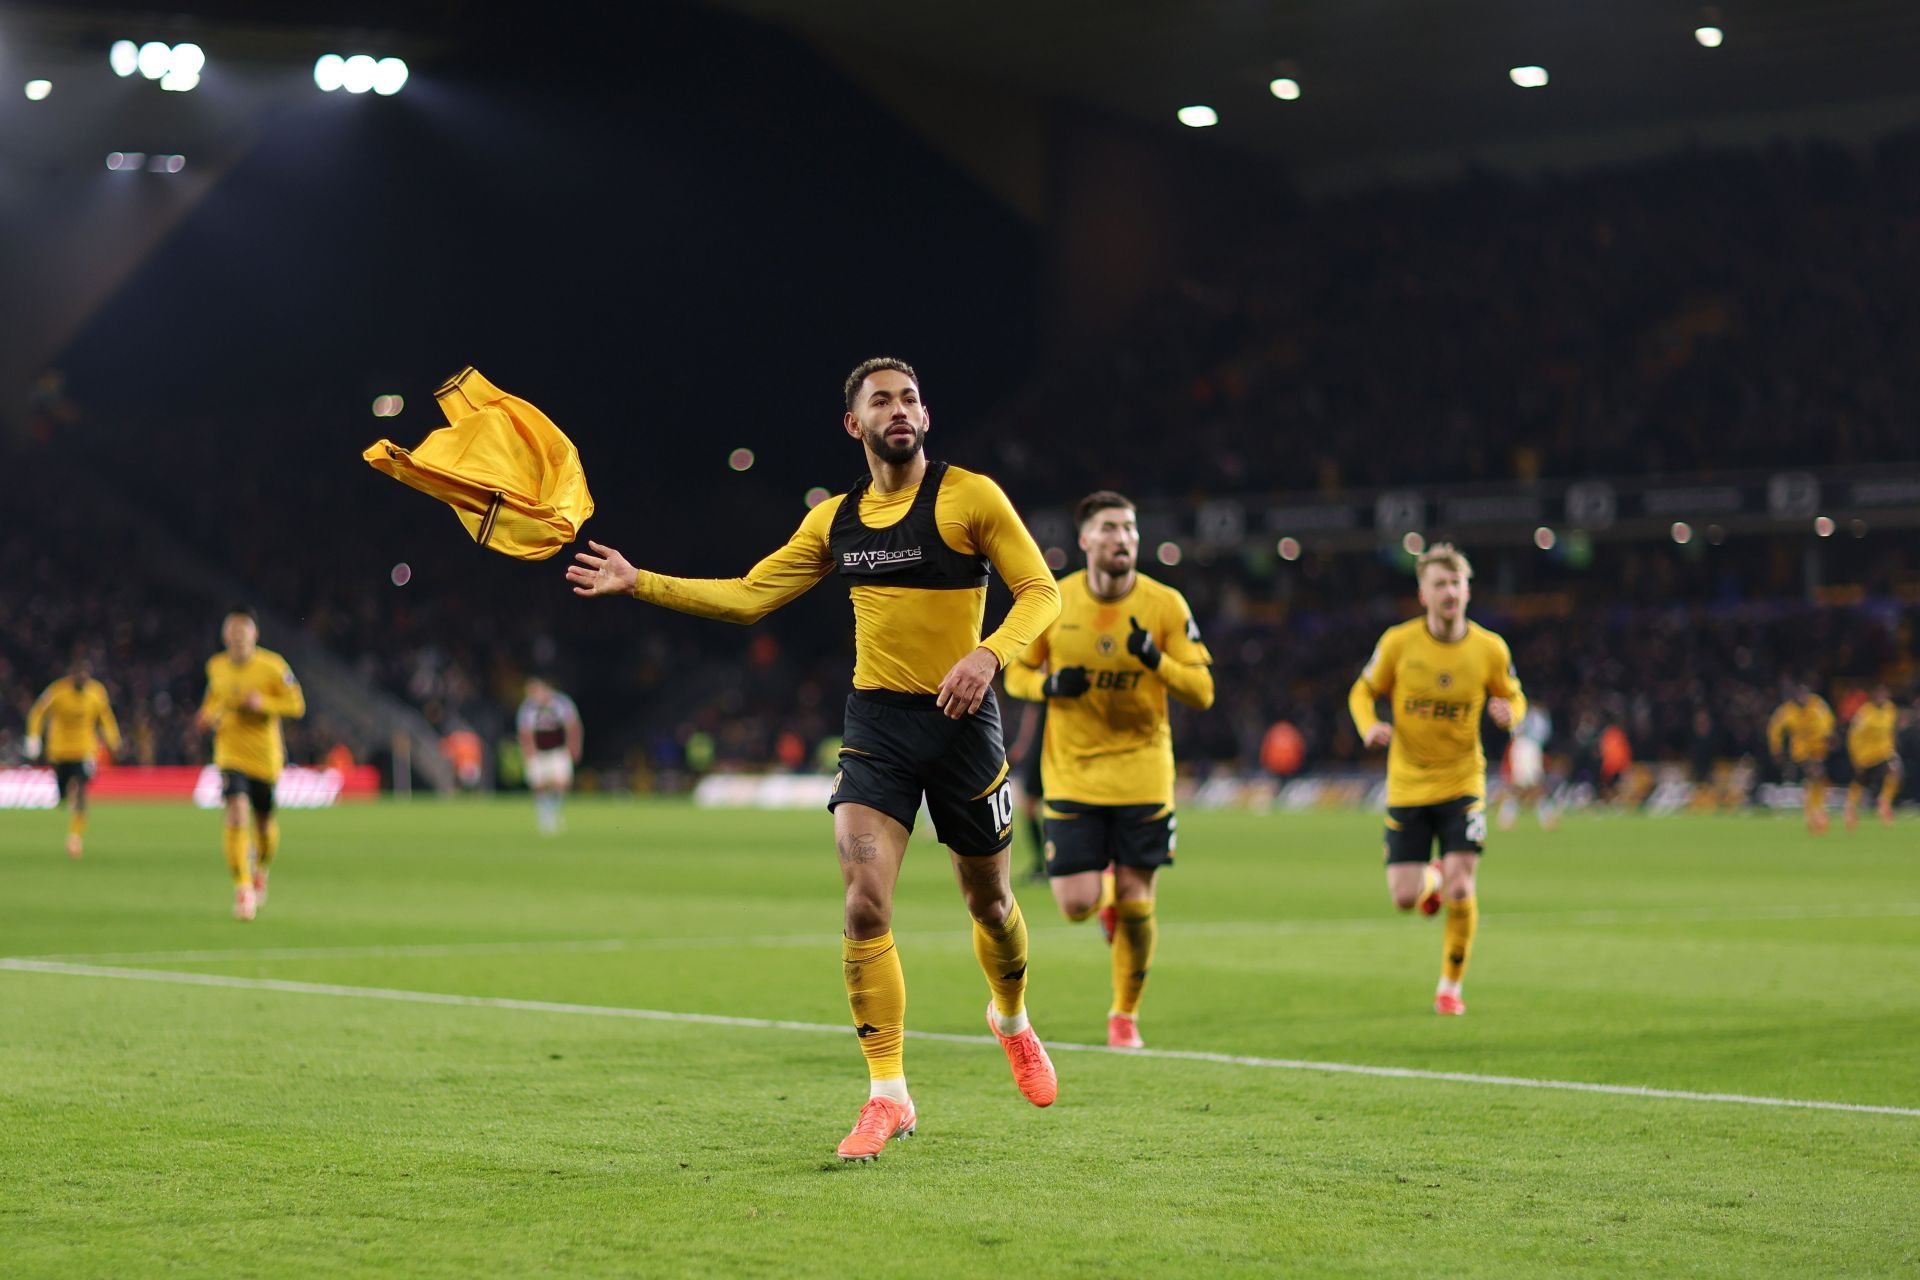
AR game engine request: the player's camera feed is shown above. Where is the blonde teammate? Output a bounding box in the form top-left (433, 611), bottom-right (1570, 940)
top-left (568, 357), bottom-right (1062, 1161)
top-left (1349, 544), bottom-right (1526, 1016)
top-left (25, 655), bottom-right (122, 858)
top-left (1004, 491), bottom-right (1213, 1048)
top-left (195, 610), bottom-right (305, 920)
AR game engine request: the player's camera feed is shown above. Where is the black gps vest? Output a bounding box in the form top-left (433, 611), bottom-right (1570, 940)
top-left (829, 460), bottom-right (990, 590)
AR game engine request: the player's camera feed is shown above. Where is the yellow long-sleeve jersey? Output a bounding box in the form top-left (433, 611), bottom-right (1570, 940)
top-left (629, 462), bottom-right (1059, 694)
top-left (1848, 702), bottom-right (1898, 770)
top-left (27, 678), bottom-right (121, 762)
top-left (1003, 570), bottom-right (1213, 806)
top-left (1768, 697), bottom-right (1835, 763)
top-left (1349, 617), bottom-right (1527, 807)
top-left (200, 647), bottom-right (305, 782)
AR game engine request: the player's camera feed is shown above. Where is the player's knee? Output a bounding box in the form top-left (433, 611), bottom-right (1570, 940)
top-left (842, 885), bottom-right (891, 935)
top-left (965, 886), bottom-right (1013, 928)
top-left (1058, 896), bottom-right (1099, 922)
top-left (1390, 890), bottom-right (1421, 911)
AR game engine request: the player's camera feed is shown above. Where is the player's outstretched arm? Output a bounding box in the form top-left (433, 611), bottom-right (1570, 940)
top-left (568, 541), bottom-right (639, 597)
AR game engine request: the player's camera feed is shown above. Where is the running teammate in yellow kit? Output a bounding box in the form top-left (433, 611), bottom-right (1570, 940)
top-left (196, 610), bottom-right (305, 920)
top-left (26, 655), bottom-right (121, 858)
top-left (1004, 491), bottom-right (1213, 1049)
top-left (1349, 544), bottom-right (1525, 1016)
top-left (1844, 684), bottom-right (1901, 830)
top-left (567, 358), bottom-right (1062, 1161)
top-left (1768, 682), bottom-right (1836, 834)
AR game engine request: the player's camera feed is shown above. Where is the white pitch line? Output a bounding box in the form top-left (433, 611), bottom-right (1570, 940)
top-left (16, 901), bottom-right (1919, 967)
top-left (2, 957), bottom-right (1914, 1119)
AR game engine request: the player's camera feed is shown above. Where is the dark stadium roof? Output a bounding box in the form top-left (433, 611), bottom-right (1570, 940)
top-left (11, 1), bottom-right (1920, 177)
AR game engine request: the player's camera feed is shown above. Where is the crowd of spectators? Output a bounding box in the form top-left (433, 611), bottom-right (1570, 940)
top-left (12, 137), bottom-right (1920, 789)
top-left (986, 134), bottom-right (1920, 503)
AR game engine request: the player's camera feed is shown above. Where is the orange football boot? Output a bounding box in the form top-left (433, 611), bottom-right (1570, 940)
top-left (835, 1096), bottom-right (916, 1162)
top-left (987, 1005), bottom-right (1058, 1106)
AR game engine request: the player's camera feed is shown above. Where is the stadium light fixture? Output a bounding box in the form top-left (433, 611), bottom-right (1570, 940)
top-left (1176, 105), bottom-right (1218, 128)
top-left (137, 41), bottom-right (171, 80)
top-left (1401, 531), bottom-right (1425, 555)
top-left (728, 448), bottom-right (755, 472)
top-left (372, 57), bottom-right (409, 96)
top-left (342, 55), bottom-right (378, 94)
top-left (1813, 515), bottom-right (1835, 537)
top-left (1156, 540), bottom-right (1183, 566)
top-left (1670, 521), bottom-right (1692, 544)
top-left (1534, 526), bottom-right (1557, 550)
top-left (110, 40), bottom-right (139, 77)
top-left (1277, 537), bottom-right (1302, 561)
top-left (146, 154), bottom-right (185, 172)
top-left (1509, 65), bottom-right (1549, 89)
top-left (24, 80), bottom-right (52, 101)
top-left (314, 54), bottom-right (346, 91)
top-left (1269, 77), bottom-right (1301, 101)
top-left (105, 151), bottom-right (148, 171)
top-left (1694, 26), bottom-right (1724, 48)
top-left (1044, 546), bottom-right (1068, 570)
top-left (372, 395), bottom-right (405, 417)
top-left (804, 486), bottom-right (829, 508)
top-left (161, 43), bottom-right (204, 91)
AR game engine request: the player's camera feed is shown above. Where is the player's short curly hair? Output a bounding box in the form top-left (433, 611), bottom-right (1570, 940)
top-left (1416, 542), bottom-right (1473, 580)
top-left (843, 357), bottom-right (920, 412)
top-left (1074, 490), bottom-right (1136, 528)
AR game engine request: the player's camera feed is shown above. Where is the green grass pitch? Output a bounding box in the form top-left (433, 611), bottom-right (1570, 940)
top-left (2, 799), bottom-right (1915, 1277)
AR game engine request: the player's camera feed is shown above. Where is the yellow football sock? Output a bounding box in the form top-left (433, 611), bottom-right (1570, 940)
top-left (1846, 782), bottom-right (1864, 811)
top-left (973, 898), bottom-right (1029, 1019)
top-left (1111, 898), bottom-right (1157, 1017)
top-left (1442, 896), bottom-right (1478, 984)
top-left (842, 932), bottom-right (906, 1083)
top-left (1807, 778), bottom-right (1828, 815)
top-left (222, 825), bottom-right (251, 887)
top-left (68, 812), bottom-right (88, 839)
top-left (256, 819), bottom-right (280, 868)
top-left (1882, 773), bottom-right (1900, 807)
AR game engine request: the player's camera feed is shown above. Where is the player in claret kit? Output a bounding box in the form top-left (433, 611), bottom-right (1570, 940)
top-left (517, 678), bottom-right (583, 834)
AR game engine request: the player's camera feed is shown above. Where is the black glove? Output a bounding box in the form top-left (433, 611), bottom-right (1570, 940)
top-left (1126, 616), bottom-right (1161, 670)
top-left (1044, 666), bottom-right (1091, 698)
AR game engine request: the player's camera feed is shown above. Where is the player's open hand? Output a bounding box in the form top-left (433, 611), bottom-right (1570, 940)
top-left (567, 540), bottom-right (639, 598)
top-left (937, 646), bottom-right (1000, 720)
top-left (1364, 723), bottom-right (1394, 749)
top-left (1486, 697), bottom-right (1514, 729)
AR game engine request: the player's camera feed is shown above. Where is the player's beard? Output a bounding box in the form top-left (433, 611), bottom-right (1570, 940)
top-left (865, 423), bottom-right (925, 465)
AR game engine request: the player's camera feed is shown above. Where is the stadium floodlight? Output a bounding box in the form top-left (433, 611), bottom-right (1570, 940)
top-left (25, 80), bottom-right (51, 101)
top-left (1534, 526), bottom-right (1557, 550)
top-left (1670, 521), bottom-right (1693, 544)
top-left (341, 54), bottom-right (378, 94)
top-left (314, 54), bottom-right (346, 91)
top-left (110, 40), bottom-right (140, 77)
top-left (1509, 65), bottom-right (1550, 89)
top-left (1277, 537), bottom-right (1302, 561)
top-left (1813, 515), bottom-right (1835, 538)
top-left (105, 151), bottom-right (147, 171)
top-left (804, 486), bottom-right (829, 508)
top-left (171, 43), bottom-right (205, 75)
top-left (161, 71), bottom-right (199, 92)
top-left (137, 41), bottom-right (171, 80)
top-left (1269, 77), bottom-right (1301, 101)
top-left (1176, 105), bottom-right (1219, 128)
top-left (1694, 26), bottom-right (1724, 48)
top-left (372, 57), bottom-right (409, 96)
top-left (372, 394), bottom-right (405, 417)
top-left (1401, 531), bottom-right (1425, 555)
top-left (728, 448), bottom-right (755, 472)
top-left (1044, 546), bottom-right (1068, 570)
top-left (1156, 540), bottom-right (1183, 565)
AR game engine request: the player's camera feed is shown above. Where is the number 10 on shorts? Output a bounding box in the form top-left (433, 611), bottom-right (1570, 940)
top-left (987, 782), bottom-right (1014, 830)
